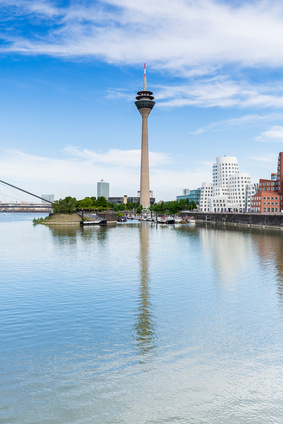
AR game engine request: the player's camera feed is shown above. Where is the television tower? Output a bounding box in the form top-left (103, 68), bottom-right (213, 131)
top-left (135, 64), bottom-right (155, 209)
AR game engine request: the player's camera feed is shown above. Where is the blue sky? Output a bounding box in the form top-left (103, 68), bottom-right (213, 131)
top-left (1, 0), bottom-right (283, 202)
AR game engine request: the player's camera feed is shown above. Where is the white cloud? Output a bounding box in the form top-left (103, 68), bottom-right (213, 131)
top-left (251, 154), bottom-right (278, 163)
top-left (2, 0), bottom-right (283, 73)
top-left (190, 113), bottom-right (283, 134)
top-left (3, 1), bottom-right (283, 110)
top-left (64, 146), bottom-right (170, 167)
top-left (156, 79), bottom-right (283, 109)
top-left (0, 147), bottom-right (182, 201)
top-left (255, 126), bottom-right (283, 142)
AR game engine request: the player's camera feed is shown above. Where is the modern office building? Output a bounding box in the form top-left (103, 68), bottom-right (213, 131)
top-left (176, 188), bottom-right (201, 205)
top-left (97, 180), bottom-right (109, 199)
top-left (135, 64), bottom-right (155, 209)
top-left (199, 156), bottom-right (253, 212)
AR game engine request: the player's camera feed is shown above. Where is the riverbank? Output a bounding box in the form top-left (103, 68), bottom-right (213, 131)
top-left (180, 211), bottom-right (283, 230)
top-left (42, 213), bottom-right (82, 225)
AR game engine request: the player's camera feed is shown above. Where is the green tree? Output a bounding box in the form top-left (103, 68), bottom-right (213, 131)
top-left (95, 196), bottom-right (109, 208)
top-left (77, 197), bottom-right (94, 209)
top-left (52, 196), bottom-right (77, 214)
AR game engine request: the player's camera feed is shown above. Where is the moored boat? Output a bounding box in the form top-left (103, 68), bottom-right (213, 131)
top-left (174, 217), bottom-right (182, 224)
top-left (80, 217), bottom-right (107, 226)
top-left (165, 216), bottom-right (175, 224)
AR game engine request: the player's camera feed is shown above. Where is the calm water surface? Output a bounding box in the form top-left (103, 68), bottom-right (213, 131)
top-left (1, 214), bottom-right (283, 423)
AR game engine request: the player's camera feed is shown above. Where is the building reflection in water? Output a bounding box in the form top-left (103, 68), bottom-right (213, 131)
top-left (250, 229), bottom-right (283, 303)
top-left (199, 224), bottom-right (283, 304)
top-left (199, 226), bottom-right (254, 288)
top-left (134, 223), bottom-right (155, 359)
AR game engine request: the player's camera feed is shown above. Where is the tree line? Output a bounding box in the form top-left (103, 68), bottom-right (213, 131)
top-left (51, 196), bottom-right (196, 215)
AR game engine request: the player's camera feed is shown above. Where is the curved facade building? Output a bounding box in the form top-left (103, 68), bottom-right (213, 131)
top-left (200, 156), bottom-right (256, 212)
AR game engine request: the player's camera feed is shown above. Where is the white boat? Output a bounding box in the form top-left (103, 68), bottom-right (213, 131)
top-left (81, 217), bottom-right (107, 226)
top-left (174, 217), bottom-right (182, 224)
top-left (187, 217), bottom-right (196, 225)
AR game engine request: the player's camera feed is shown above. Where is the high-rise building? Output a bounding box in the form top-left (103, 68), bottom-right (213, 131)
top-left (135, 64), bottom-right (155, 209)
top-left (199, 156), bottom-right (253, 212)
top-left (97, 180), bottom-right (109, 199)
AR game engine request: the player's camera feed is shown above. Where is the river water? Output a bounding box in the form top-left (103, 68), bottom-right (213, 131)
top-left (1, 214), bottom-right (283, 423)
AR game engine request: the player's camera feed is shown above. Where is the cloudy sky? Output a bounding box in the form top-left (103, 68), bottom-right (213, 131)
top-left (1, 0), bottom-right (283, 202)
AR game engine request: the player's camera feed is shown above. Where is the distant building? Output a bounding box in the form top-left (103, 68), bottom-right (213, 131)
top-left (176, 188), bottom-right (201, 205)
top-left (108, 196), bottom-right (155, 205)
top-left (97, 180), bottom-right (109, 199)
top-left (199, 156), bottom-right (253, 212)
top-left (41, 194), bottom-right (54, 203)
top-left (271, 173), bottom-right (277, 181)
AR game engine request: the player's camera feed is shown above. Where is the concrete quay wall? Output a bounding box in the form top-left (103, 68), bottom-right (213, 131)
top-left (180, 211), bottom-right (283, 229)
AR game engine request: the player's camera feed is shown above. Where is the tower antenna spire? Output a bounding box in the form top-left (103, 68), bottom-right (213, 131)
top-left (143, 63), bottom-right (147, 91)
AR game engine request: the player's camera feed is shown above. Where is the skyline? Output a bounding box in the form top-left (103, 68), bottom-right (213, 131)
top-left (1, 1), bottom-right (283, 202)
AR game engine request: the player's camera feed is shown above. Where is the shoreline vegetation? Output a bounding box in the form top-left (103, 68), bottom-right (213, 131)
top-left (32, 195), bottom-right (197, 225)
top-left (33, 213), bottom-right (82, 225)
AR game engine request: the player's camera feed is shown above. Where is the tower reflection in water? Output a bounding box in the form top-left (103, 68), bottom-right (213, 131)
top-left (134, 223), bottom-right (156, 359)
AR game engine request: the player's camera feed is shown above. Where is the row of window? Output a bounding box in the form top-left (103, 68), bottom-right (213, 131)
top-left (253, 207), bottom-right (279, 213)
top-left (254, 196), bottom-right (278, 201)
top-left (260, 182), bottom-right (276, 186)
top-left (253, 202), bottom-right (279, 206)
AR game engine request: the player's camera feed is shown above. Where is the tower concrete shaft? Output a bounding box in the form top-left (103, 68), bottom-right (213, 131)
top-left (135, 64), bottom-right (155, 209)
top-left (139, 107), bottom-right (152, 208)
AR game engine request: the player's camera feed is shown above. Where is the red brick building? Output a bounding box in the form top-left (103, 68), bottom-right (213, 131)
top-left (258, 178), bottom-right (277, 192)
top-left (251, 191), bottom-right (281, 214)
top-left (252, 152), bottom-right (283, 213)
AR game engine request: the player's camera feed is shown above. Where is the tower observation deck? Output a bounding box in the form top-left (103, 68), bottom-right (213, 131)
top-left (135, 64), bottom-right (155, 209)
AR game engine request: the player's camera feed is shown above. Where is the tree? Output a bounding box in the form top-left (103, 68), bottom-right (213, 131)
top-left (77, 197), bottom-right (94, 209)
top-left (52, 196), bottom-right (77, 214)
top-left (95, 196), bottom-right (109, 208)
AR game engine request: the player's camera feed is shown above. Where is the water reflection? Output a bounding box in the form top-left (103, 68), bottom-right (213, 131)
top-left (80, 224), bottom-right (109, 243)
top-left (250, 229), bottom-right (283, 302)
top-left (46, 224), bottom-right (81, 244)
top-left (134, 223), bottom-right (155, 359)
top-left (47, 223), bottom-right (110, 245)
top-left (198, 225), bottom-right (254, 288)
